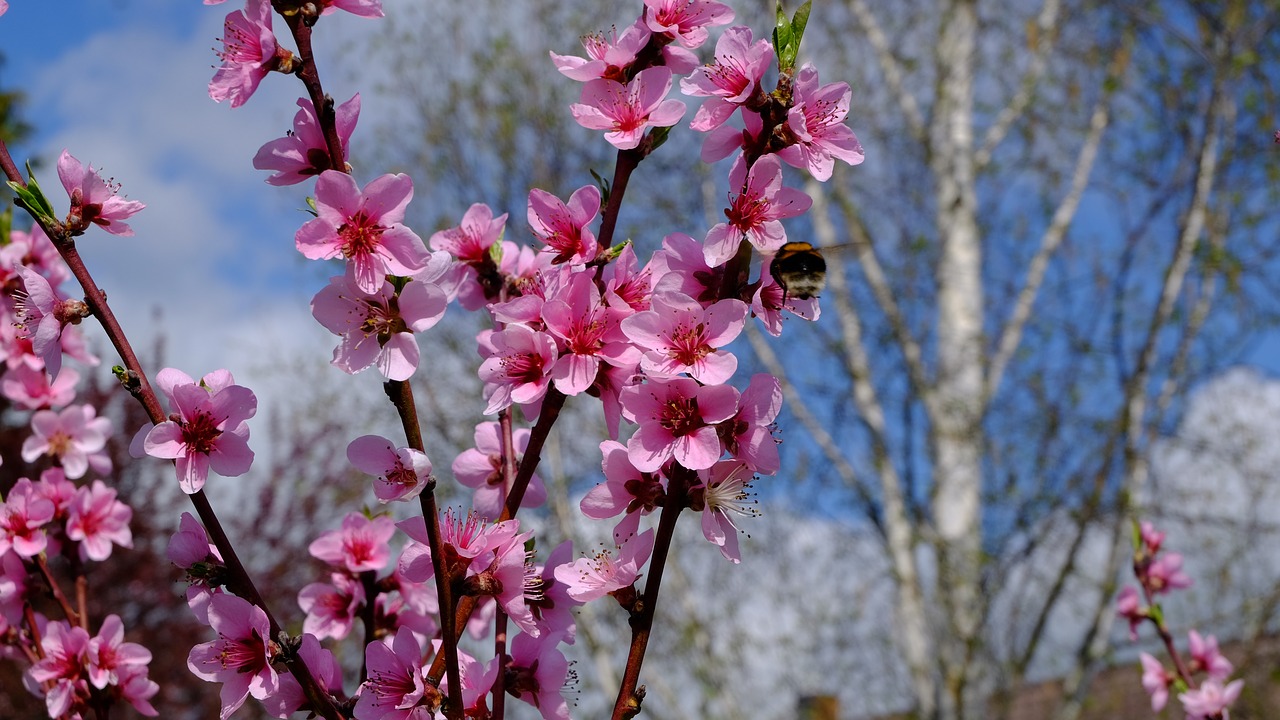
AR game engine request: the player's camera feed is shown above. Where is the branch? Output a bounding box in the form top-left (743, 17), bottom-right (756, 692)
top-left (847, 0), bottom-right (926, 143)
top-left (974, 0), bottom-right (1063, 169)
top-left (808, 182), bottom-right (936, 718)
top-left (985, 34), bottom-right (1131, 404)
top-left (821, 182), bottom-right (936, 419)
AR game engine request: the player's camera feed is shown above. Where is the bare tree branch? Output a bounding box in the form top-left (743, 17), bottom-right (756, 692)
top-left (847, 0), bottom-right (927, 143)
top-left (806, 184), bottom-right (938, 718)
top-left (985, 34), bottom-right (1130, 405)
top-left (974, 0), bottom-right (1063, 169)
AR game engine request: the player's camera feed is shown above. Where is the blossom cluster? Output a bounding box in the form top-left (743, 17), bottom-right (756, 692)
top-left (1116, 521), bottom-right (1245, 719)
top-left (0, 198), bottom-right (158, 716)
top-left (2, 0), bottom-right (866, 718)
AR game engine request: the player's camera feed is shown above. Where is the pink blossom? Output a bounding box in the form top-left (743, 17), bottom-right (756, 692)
top-left (478, 324), bottom-right (559, 415)
top-left (1179, 678), bottom-right (1244, 719)
top-left (429, 202), bottom-right (508, 264)
top-left (116, 664), bottom-right (161, 716)
top-left (26, 620), bottom-right (91, 718)
top-left (1146, 552), bottom-right (1193, 594)
top-left (570, 67), bottom-right (687, 150)
top-left (253, 94), bottom-right (360, 185)
top-left (603, 243), bottom-right (654, 312)
top-left (1, 224), bottom-right (69, 287)
top-left (581, 440), bottom-right (665, 543)
top-left (168, 512), bottom-right (224, 625)
top-left (22, 402), bottom-right (112, 480)
top-left (553, 529), bottom-right (654, 603)
top-left (87, 614), bottom-right (152, 691)
top-left (209, 0), bottom-right (287, 108)
top-left (622, 376), bottom-right (739, 472)
top-left (0, 478), bottom-right (55, 558)
top-left (142, 368), bottom-right (256, 494)
top-left (318, 0), bottom-right (383, 17)
top-left (704, 154), bottom-right (812, 267)
top-left (719, 373), bottom-right (782, 474)
top-left (259, 634), bottom-right (343, 719)
top-left (1188, 630), bottom-right (1234, 681)
top-left (298, 572), bottom-right (365, 640)
top-left (643, 0), bottom-right (734, 48)
top-left (489, 529), bottom-right (541, 637)
top-left (650, 231), bottom-right (723, 303)
top-left (551, 21), bottom-right (651, 82)
top-left (454, 421), bottom-right (547, 520)
top-left (681, 25), bottom-right (773, 131)
top-left (0, 550), bottom-right (28, 632)
top-left (311, 273), bottom-right (447, 381)
top-left (397, 511), bottom-right (522, 584)
top-left (348, 434), bottom-right (434, 503)
top-left (0, 2), bottom-right (8, 16)
top-left (1, 362), bottom-right (79, 409)
top-left (188, 593), bottom-right (279, 720)
top-left (13, 266), bottom-right (78, 379)
top-left (1115, 585), bottom-right (1145, 641)
top-left (506, 632), bottom-right (571, 719)
top-left (1139, 653), bottom-right (1172, 711)
top-left (528, 540), bottom-right (581, 643)
top-left (700, 106), bottom-right (764, 162)
top-left (295, 170), bottom-right (430, 293)
top-left (56, 150), bottom-right (146, 236)
top-left (355, 625), bottom-right (430, 720)
top-left (778, 64), bottom-right (865, 182)
top-left (1139, 520), bottom-right (1165, 555)
top-left (621, 291), bottom-right (748, 385)
top-left (543, 271), bottom-right (636, 395)
top-left (66, 479), bottom-right (133, 562)
top-left (310, 512), bottom-right (396, 573)
top-left (528, 184), bottom-right (601, 265)
top-left (693, 460), bottom-right (757, 562)
top-left (35, 467), bottom-right (79, 519)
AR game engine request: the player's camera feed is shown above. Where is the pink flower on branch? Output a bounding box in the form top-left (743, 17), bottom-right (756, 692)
top-left (1179, 678), bottom-right (1244, 719)
top-left (1188, 630), bottom-right (1234, 681)
top-left (309, 512), bottom-right (397, 573)
top-left (681, 25), bottom-right (773, 132)
top-left (551, 21), bottom-right (651, 82)
top-left (86, 614), bottom-right (153, 692)
top-left (570, 67), bottom-right (687, 151)
top-left (1, 363), bottom-right (80, 410)
top-left (621, 291), bottom-right (748, 385)
top-left (295, 170), bottom-right (430, 293)
top-left (311, 273), bottom-right (447, 381)
top-left (692, 459), bottom-right (758, 563)
top-left (348, 434), bottom-right (434, 503)
top-left (454, 421), bottom-right (547, 520)
top-left (553, 528), bottom-right (654, 603)
top-left (187, 593), bottom-right (279, 720)
top-left (57, 150), bottom-right (145, 236)
top-left (1115, 585), bottom-right (1145, 640)
top-left (141, 368), bottom-right (256, 494)
top-left (14, 266), bottom-right (89, 380)
top-left (209, 0), bottom-right (292, 108)
top-left (719, 373), bottom-right (782, 474)
top-left (620, 376), bottom-right (739, 472)
top-left (643, 0), bottom-right (734, 49)
top-left (1139, 653), bottom-right (1172, 712)
top-left (317, 0), bottom-right (384, 18)
top-left (505, 631), bottom-right (572, 719)
top-left (478, 324), bottom-right (559, 415)
top-left (66, 479), bottom-right (133, 562)
top-left (430, 202), bottom-right (508, 264)
top-left (355, 625), bottom-right (432, 720)
top-left (253, 94), bottom-right (360, 185)
top-left (778, 64), bottom-right (865, 182)
top-left (22, 403), bottom-right (113, 480)
top-left (26, 620), bottom-right (91, 718)
top-left (581, 440), bottom-right (666, 543)
top-left (542, 271), bottom-right (636, 395)
top-left (298, 572), bottom-right (365, 641)
top-left (0, 477), bottom-right (56, 558)
top-left (528, 184), bottom-right (601, 265)
top-left (703, 153), bottom-right (812, 267)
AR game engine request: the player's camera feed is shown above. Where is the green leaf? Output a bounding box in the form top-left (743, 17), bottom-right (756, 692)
top-left (0, 206), bottom-right (11, 244)
top-left (22, 161), bottom-right (57, 218)
top-left (774, 1), bottom-right (793, 68)
top-left (646, 125), bottom-right (673, 154)
top-left (791, 1), bottom-right (812, 57)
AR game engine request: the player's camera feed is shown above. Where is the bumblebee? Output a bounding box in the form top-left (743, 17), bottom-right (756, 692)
top-left (770, 241), bottom-right (827, 301)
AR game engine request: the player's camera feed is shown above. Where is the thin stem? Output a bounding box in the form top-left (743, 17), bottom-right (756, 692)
top-left (386, 379), bottom-right (463, 718)
top-left (491, 610), bottom-right (510, 720)
top-left (33, 555), bottom-right (80, 626)
top-left (596, 149), bottom-right (642, 251)
top-left (610, 466), bottom-right (691, 720)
